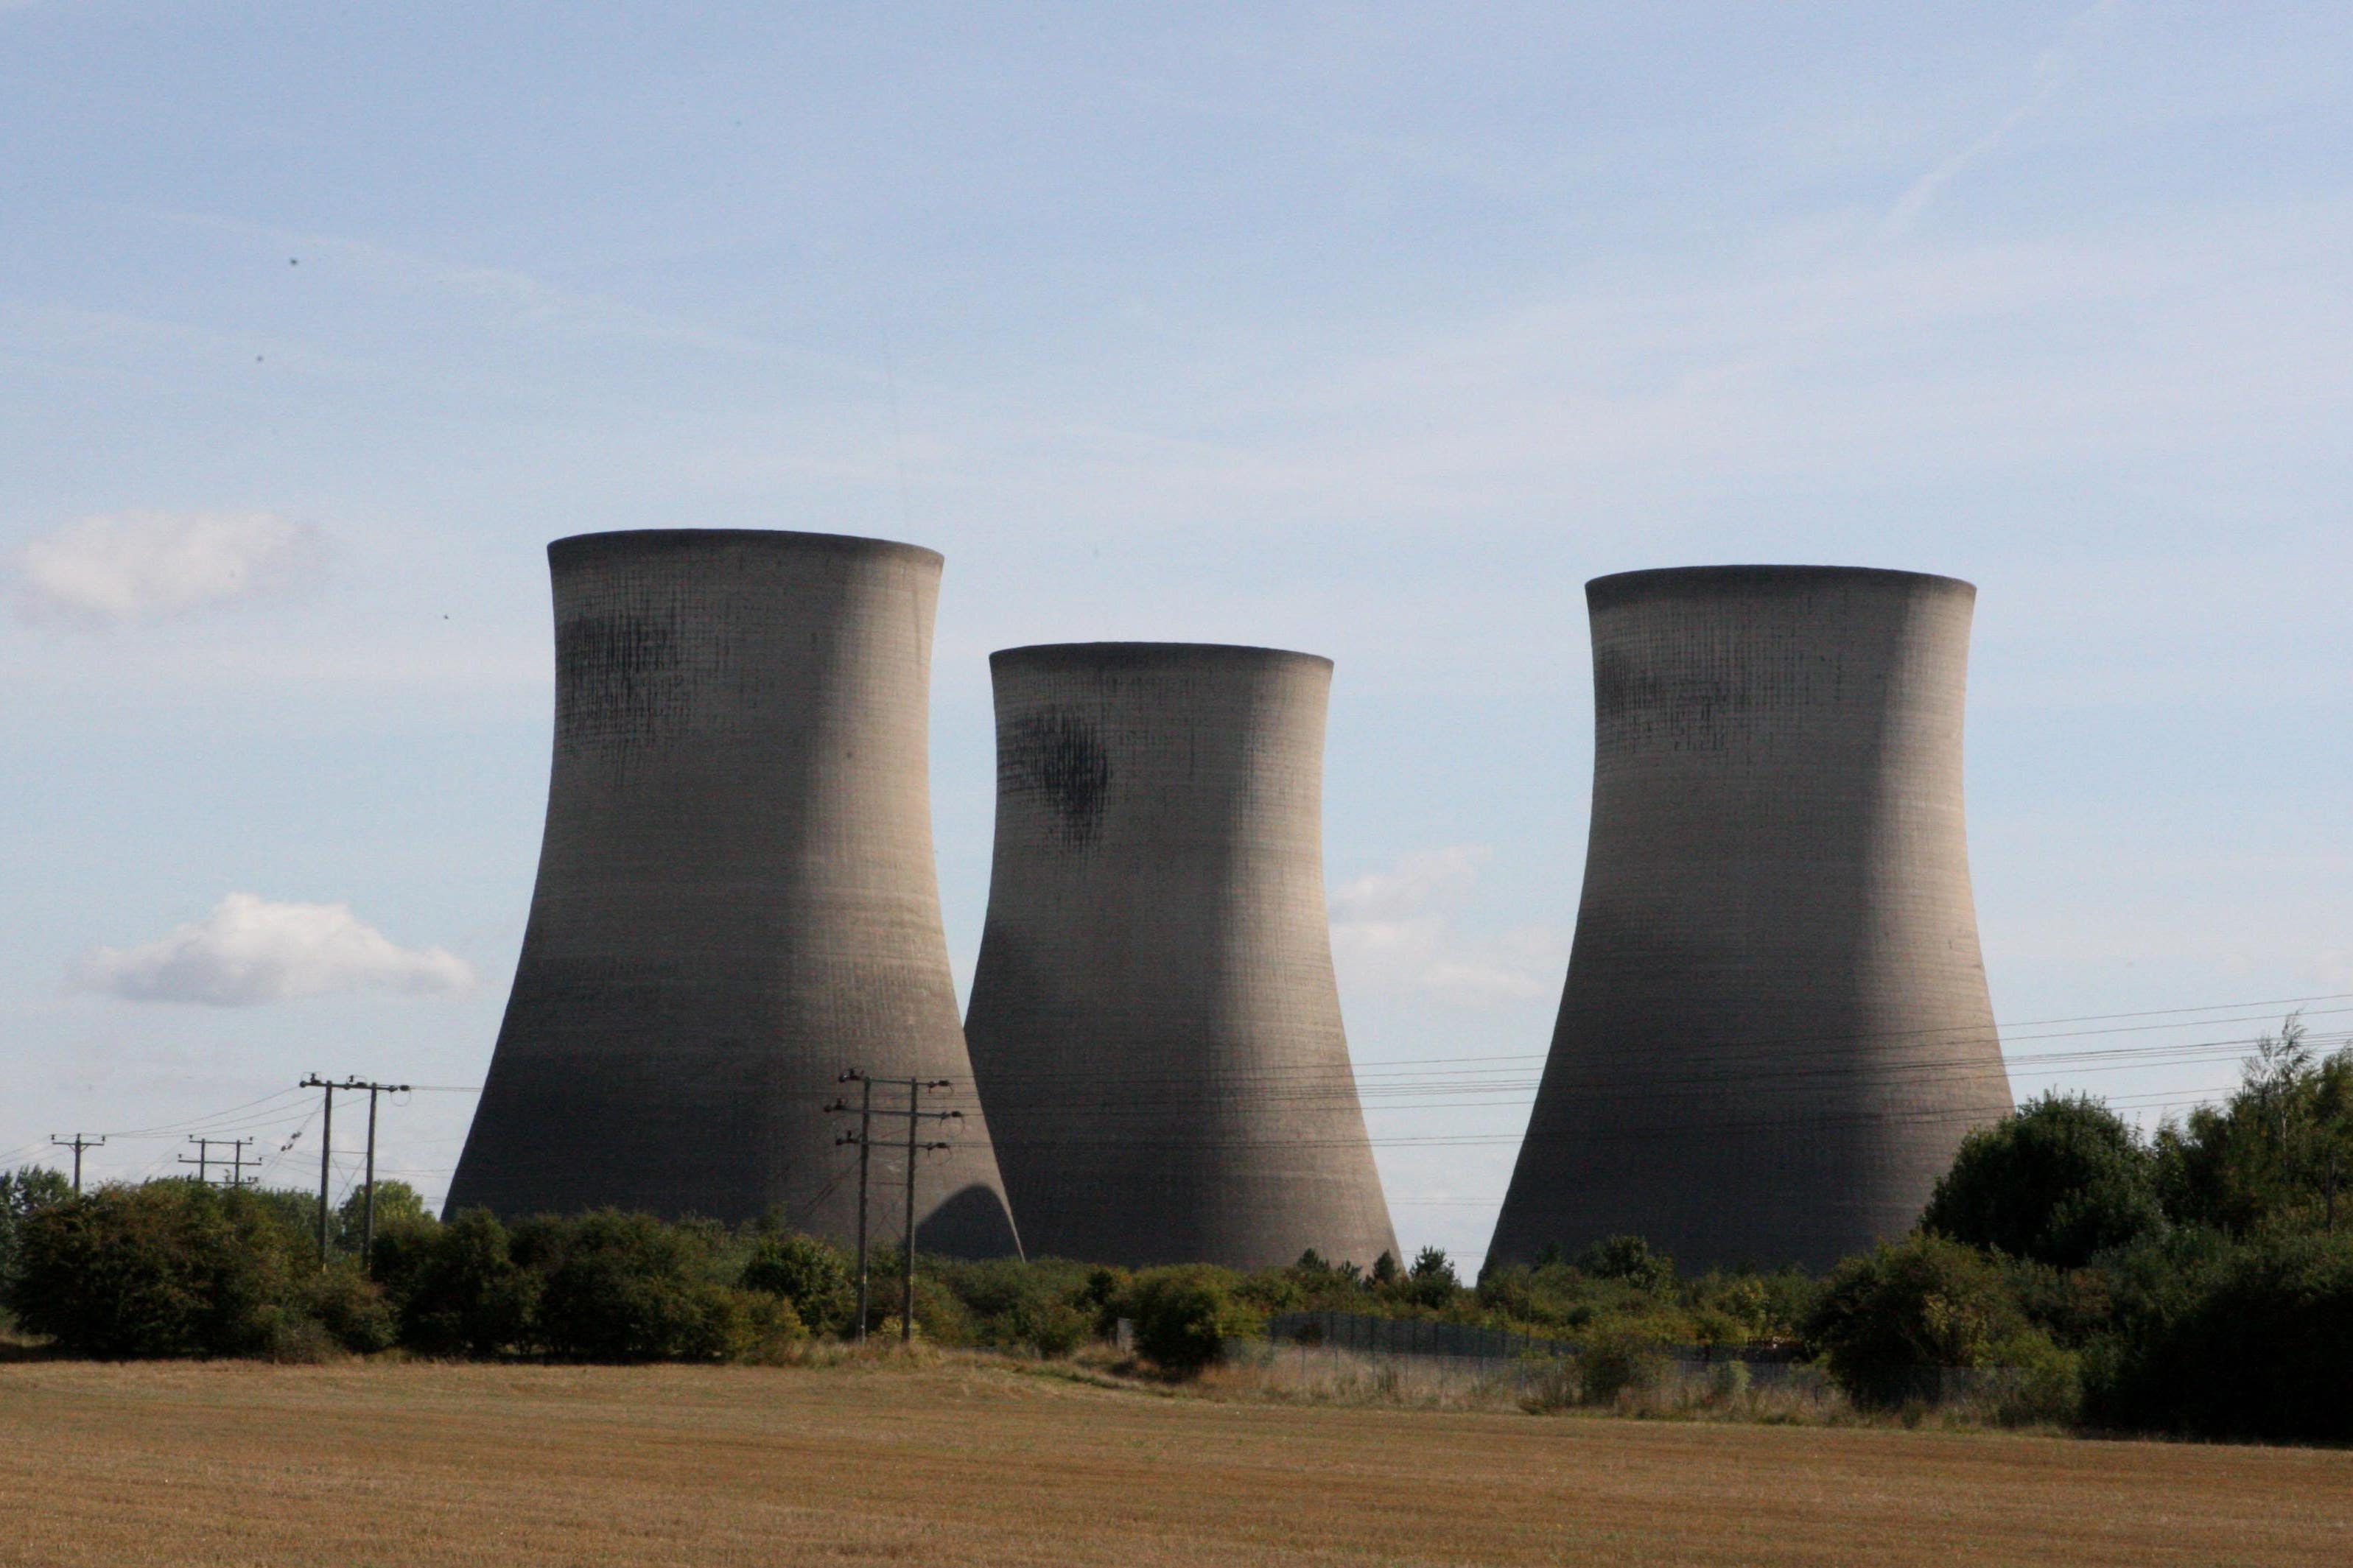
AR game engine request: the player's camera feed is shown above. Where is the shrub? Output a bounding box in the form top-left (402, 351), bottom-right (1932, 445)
top-left (1803, 1234), bottom-right (2035, 1408)
top-left (733, 1290), bottom-right (807, 1363)
top-left (7, 1182), bottom-right (304, 1357)
top-left (740, 1234), bottom-right (855, 1335)
top-left (374, 1209), bottom-right (538, 1357)
top-left (1923, 1092), bottom-right (2164, 1268)
top-left (1578, 1323), bottom-right (1669, 1404)
top-left (301, 1260), bottom-right (397, 1354)
top-left (1705, 1357), bottom-right (1752, 1407)
top-left (518, 1211), bottom-right (743, 1362)
top-left (2085, 1231), bottom-right (2353, 1441)
top-left (1576, 1236), bottom-right (1675, 1294)
top-left (1124, 1266), bottom-right (1258, 1375)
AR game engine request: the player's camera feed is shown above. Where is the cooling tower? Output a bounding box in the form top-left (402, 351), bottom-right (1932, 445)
top-left (445, 530), bottom-right (1019, 1256)
top-left (961, 644), bottom-right (1399, 1270)
top-left (1488, 566), bottom-right (2013, 1274)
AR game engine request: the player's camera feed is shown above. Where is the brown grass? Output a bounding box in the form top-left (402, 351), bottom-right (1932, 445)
top-left (1, 1354), bottom-right (2346, 1567)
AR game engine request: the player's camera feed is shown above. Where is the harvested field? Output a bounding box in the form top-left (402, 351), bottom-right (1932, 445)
top-left (1, 1357), bottom-right (2346, 1567)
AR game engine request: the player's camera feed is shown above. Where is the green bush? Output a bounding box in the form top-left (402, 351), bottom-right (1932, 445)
top-left (373, 1209), bottom-right (539, 1357)
top-left (740, 1234), bottom-right (855, 1336)
top-left (732, 1289), bottom-right (807, 1362)
top-left (1577, 1323), bottom-right (1669, 1404)
top-left (299, 1260), bottom-right (397, 1354)
top-left (1803, 1234), bottom-right (2038, 1409)
top-left (924, 1256), bottom-right (1098, 1355)
top-left (1575, 1236), bottom-right (1675, 1294)
top-left (516, 1210), bottom-right (744, 1362)
top-left (1123, 1266), bottom-right (1258, 1375)
top-left (1923, 1092), bottom-right (2164, 1268)
top-left (7, 1181), bottom-right (305, 1357)
top-left (2085, 1231), bottom-right (2353, 1441)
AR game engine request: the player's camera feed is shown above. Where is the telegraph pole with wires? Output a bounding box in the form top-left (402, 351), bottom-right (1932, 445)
top-left (49, 1133), bottom-right (103, 1195)
top-left (350, 1077), bottom-right (410, 1266)
top-left (826, 1072), bottom-right (960, 1343)
top-left (832, 1071), bottom-right (876, 1342)
top-left (178, 1136), bottom-right (255, 1186)
top-left (299, 1075), bottom-right (338, 1260)
top-left (299, 1075), bottom-right (410, 1265)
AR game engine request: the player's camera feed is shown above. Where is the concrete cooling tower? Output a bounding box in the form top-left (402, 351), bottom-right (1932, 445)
top-left (445, 530), bottom-right (1020, 1256)
top-left (961, 644), bottom-right (1399, 1270)
top-left (1489, 566), bottom-right (2013, 1274)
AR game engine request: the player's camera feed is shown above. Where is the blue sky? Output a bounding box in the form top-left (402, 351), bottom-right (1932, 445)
top-left (4, 1), bottom-right (2349, 1266)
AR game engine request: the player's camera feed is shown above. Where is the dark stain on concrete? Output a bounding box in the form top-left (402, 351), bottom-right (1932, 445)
top-left (557, 607), bottom-right (690, 753)
top-left (1006, 711), bottom-right (1110, 844)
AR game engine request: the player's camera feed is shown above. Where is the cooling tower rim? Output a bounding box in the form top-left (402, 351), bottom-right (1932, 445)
top-left (1588, 564), bottom-right (1974, 606)
top-left (990, 641), bottom-right (1333, 673)
top-left (547, 528), bottom-right (942, 569)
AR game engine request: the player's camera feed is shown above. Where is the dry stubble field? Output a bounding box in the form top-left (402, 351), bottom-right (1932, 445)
top-left (1, 1357), bottom-right (2347, 1567)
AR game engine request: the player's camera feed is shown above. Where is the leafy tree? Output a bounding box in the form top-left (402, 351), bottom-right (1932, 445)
top-left (7, 1181), bottom-right (306, 1356)
top-left (1370, 1250), bottom-right (1400, 1285)
top-left (337, 1179), bottom-right (430, 1240)
top-left (0, 1166), bottom-right (71, 1304)
top-left (1576, 1235), bottom-right (1675, 1293)
top-left (2156, 1016), bottom-right (2353, 1237)
top-left (1405, 1245), bottom-right (1458, 1309)
top-left (1922, 1091), bottom-right (2164, 1268)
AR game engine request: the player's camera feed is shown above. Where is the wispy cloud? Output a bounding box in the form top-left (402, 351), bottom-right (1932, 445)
top-left (1884, 0), bottom-right (2124, 234)
top-left (72, 893), bottom-right (474, 1007)
top-left (15, 510), bottom-right (324, 622)
top-left (150, 210), bottom-right (855, 370)
top-left (1330, 846), bottom-right (1564, 1010)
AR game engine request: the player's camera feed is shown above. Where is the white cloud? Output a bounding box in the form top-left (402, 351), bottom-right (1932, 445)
top-left (17, 510), bottom-right (324, 621)
top-left (1329, 845), bottom-right (1565, 1010)
top-left (72, 893), bottom-right (474, 1007)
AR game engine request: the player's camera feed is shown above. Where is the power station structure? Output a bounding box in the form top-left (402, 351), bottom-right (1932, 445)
top-left (961, 643), bottom-right (1399, 1269)
top-left (1489, 566), bottom-right (2013, 1274)
top-left (444, 529), bottom-right (1020, 1256)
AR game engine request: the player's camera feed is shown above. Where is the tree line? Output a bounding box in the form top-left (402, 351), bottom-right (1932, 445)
top-left (4, 1017), bottom-right (2348, 1442)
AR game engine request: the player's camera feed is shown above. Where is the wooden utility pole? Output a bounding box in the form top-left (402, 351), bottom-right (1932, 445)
top-left (48, 1133), bottom-right (104, 1194)
top-left (299, 1075), bottom-right (338, 1260)
top-left (348, 1078), bottom-right (410, 1267)
top-left (902, 1078), bottom-right (922, 1345)
top-left (300, 1075), bottom-right (409, 1265)
top-left (827, 1072), bottom-right (958, 1344)
top-left (178, 1137), bottom-right (254, 1186)
top-left (832, 1071), bottom-right (876, 1343)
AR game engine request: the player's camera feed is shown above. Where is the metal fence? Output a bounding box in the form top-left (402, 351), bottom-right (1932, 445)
top-left (1243, 1312), bottom-right (2035, 1410)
